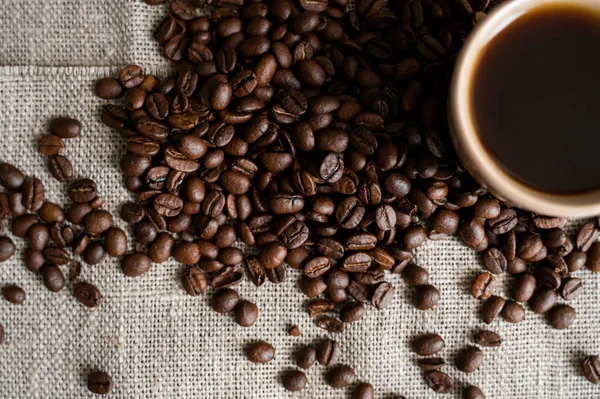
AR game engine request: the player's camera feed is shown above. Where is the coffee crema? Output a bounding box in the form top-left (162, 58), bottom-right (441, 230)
top-left (471, 4), bottom-right (600, 194)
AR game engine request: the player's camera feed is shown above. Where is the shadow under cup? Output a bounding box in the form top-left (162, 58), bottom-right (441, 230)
top-left (449, 0), bottom-right (600, 218)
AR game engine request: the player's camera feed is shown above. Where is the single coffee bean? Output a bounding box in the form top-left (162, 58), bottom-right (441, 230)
top-left (74, 282), bottom-right (103, 308)
top-left (482, 247), bottom-right (507, 274)
top-left (122, 253), bottom-right (152, 277)
top-left (235, 300), bottom-right (259, 327)
top-left (87, 371), bottom-right (113, 395)
top-left (372, 281), bottom-right (394, 308)
top-left (317, 339), bottom-right (340, 366)
top-left (95, 77), bottom-right (124, 99)
top-left (560, 277), bottom-right (583, 301)
top-left (12, 214), bottom-right (39, 238)
top-left (316, 316), bottom-right (344, 333)
top-left (172, 242), bottom-right (201, 265)
top-left (182, 267), bottom-right (208, 296)
top-left (0, 162), bottom-right (25, 190)
top-left (412, 333), bottom-right (445, 356)
top-left (49, 116), bottom-right (81, 138)
top-left (83, 242), bottom-right (106, 265)
top-left (353, 383), bottom-right (375, 399)
top-left (212, 288), bottom-right (240, 313)
top-left (402, 263), bottom-right (429, 286)
top-left (83, 210), bottom-right (113, 235)
top-left (281, 370), bottom-right (308, 392)
top-left (455, 346), bottom-right (484, 373)
top-left (512, 272), bottom-right (536, 302)
top-left (38, 202), bottom-right (65, 224)
top-left (41, 264), bottom-right (66, 292)
top-left (327, 365), bottom-right (357, 389)
top-left (258, 241), bottom-right (287, 269)
top-left (418, 357), bottom-right (446, 371)
top-left (576, 222), bottom-right (599, 251)
top-left (425, 370), bottom-right (454, 394)
top-left (28, 223), bottom-right (50, 251)
top-left (547, 304), bottom-right (576, 329)
top-left (296, 346), bottom-right (317, 369)
top-left (39, 134), bottom-right (65, 156)
top-left (414, 284), bottom-right (440, 310)
top-left (22, 178), bottom-right (45, 211)
top-left (463, 385), bottom-right (486, 399)
top-left (501, 300), bottom-right (525, 323)
top-left (246, 341), bottom-right (276, 364)
top-left (583, 356), bottom-right (600, 384)
top-left (474, 330), bottom-right (502, 347)
top-left (587, 242), bottom-right (600, 272)
top-left (24, 249), bottom-right (45, 272)
top-left (471, 272), bottom-right (496, 300)
top-left (481, 295), bottom-right (506, 324)
top-left (340, 302), bottom-right (365, 323)
top-left (68, 179), bottom-right (97, 203)
top-left (3, 285), bottom-right (26, 304)
top-left (529, 289), bottom-right (558, 314)
top-left (0, 236), bottom-right (16, 262)
top-left (48, 156), bottom-right (73, 181)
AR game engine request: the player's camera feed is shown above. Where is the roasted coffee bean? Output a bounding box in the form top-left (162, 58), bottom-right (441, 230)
top-left (0, 237), bottom-right (16, 262)
top-left (372, 281), bottom-right (394, 308)
top-left (22, 178), bottom-right (45, 211)
top-left (49, 156), bottom-right (73, 182)
top-left (24, 249), bottom-right (45, 272)
top-left (41, 264), bottom-right (66, 292)
top-left (50, 223), bottom-right (74, 248)
top-left (3, 285), bottom-right (26, 304)
top-left (173, 242), bottom-right (201, 265)
top-left (327, 365), bottom-right (357, 389)
top-left (463, 386), bottom-right (486, 399)
top-left (560, 277), bottom-right (583, 301)
top-left (38, 202), bottom-right (64, 224)
top-left (472, 272), bottom-right (496, 300)
top-left (583, 356), bottom-right (600, 384)
top-left (282, 370), bottom-right (308, 392)
top-left (43, 247), bottom-right (70, 265)
top-left (455, 346), bottom-right (484, 373)
top-left (12, 214), bottom-right (39, 238)
top-left (122, 253), bottom-right (152, 277)
top-left (547, 304), bottom-right (576, 329)
top-left (340, 302), bottom-right (365, 323)
top-left (417, 357), bottom-right (446, 372)
top-left (425, 370), bottom-right (454, 393)
top-left (474, 330), bottom-right (502, 347)
top-left (577, 222), bottom-right (599, 251)
top-left (481, 295), bottom-right (506, 324)
top-left (134, 221), bottom-right (158, 245)
top-left (513, 273), bottom-right (536, 302)
top-left (87, 371), bottom-right (113, 395)
top-left (95, 77), bottom-right (124, 99)
top-left (148, 232), bottom-right (175, 263)
top-left (482, 247), bottom-right (507, 274)
top-left (0, 162), bottom-right (25, 190)
top-left (296, 346), bottom-right (317, 369)
top-left (246, 341), bottom-right (275, 364)
top-left (235, 300), bottom-right (259, 327)
top-left (316, 316), bottom-right (344, 333)
top-left (39, 134), bottom-right (64, 156)
top-left (84, 210), bottom-right (113, 235)
top-left (412, 333), bottom-right (445, 356)
top-left (49, 116), bottom-right (82, 139)
top-left (74, 282), bottom-right (103, 308)
top-left (258, 241), bottom-right (287, 269)
top-left (28, 223), bottom-right (50, 251)
top-left (501, 300), bottom-right (525, 323)
top-left (68, 179), bottom-right (97, 203)
top-left (529, 289), bottom-right (558, 314)
top-left (535, 266), bottom-right (562, 290)
top-left (83, 242), bottom-right (106, 265)
top-left (402, 264), bottom-right (429, 286)
top-left (317, 338), bottom-right (340, 366)
top-left (120, 202), bottom-right (145, 224)
top-left (414, 284), bottom-right (440, 310)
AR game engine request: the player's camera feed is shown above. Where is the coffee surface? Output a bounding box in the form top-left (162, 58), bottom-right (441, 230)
top-left (471, 5), bottom-right (600, 194)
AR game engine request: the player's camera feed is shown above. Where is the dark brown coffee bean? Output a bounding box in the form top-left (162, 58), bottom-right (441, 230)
top-left (22, 178), bottom-right (45, 211)
top-left (481, 295), bottom-right (506, 324)
top-left (68, 179), bottom-right (97, 203)
top-left (413, 333), bottom-right (445, 357)
top-left (414, 284), bottom-right (440, 310)
top-left (464, 385), bottom-right (486, 399)
top-left (49, 155), bottom-right (73, 182)
top-left (83, 242), bottom-right (106, 265)
top-left (372, 281), bottom-right (394, 308)
top-left (357, 0), bottom-right (384, 16)
top-left (41, 264), bottom-right (66, 292)
top-left (95, 77), bottom-right (124, 99)
top-left (122, 253), bottom-right (152, 277)
top-left (316, 338), bottom-right (340, 366)
top-left (402, 263), bottom-right (429, 286)
top-left (247, 341), bottom-right (276, 364)
top-left (340, 302), bottom-right (365, 323)
top-left (474, 330), bottom-right (502, 347)
top-left (559, 277), bottom-right (583, 301)
top-left (0, 162), bottom-right (25, 190)
top-left (584, 356), bottom-right (600, 384)
top-left (24, 249), bottom-right (45, 272)
top-left (87, 371), bottom-right (113, 395)
top-left (304, 256), bottom-right (330, 278)
top-left (258, 241), bottom-right (287, 269)
top-left (513, 273), bottom-right (536, 302)
top-left (50, 116), bottom-right (82, 139)
top-left (38, 202), bottom-right (64, 224)
top-left (425, 370), bottom-right (454, 394)
top-left (547, 304), bottom-right (576, 329)
top-left (28, 223), bottom-right (50, 251)
top-left (235, 300), bottom-right (259, 327)
top-left (181, 267), bottom-right (208, 296)
top-left (83, 210), bottom-right (113, 235)
top-left (471, 272), bottom-right (496, 300)
top-left (3, 285), bottom-right (26, 304)
top-left (315, 316), bottom-right (344, 333)
top-left (501, 300), bottom-right (525, 323)
top-left (487, 208), bottom-right (518, 234)
top-left (456, 346), bottom-right (484, 373)
top-left (173, 242), bottom-right (201, 265)
top-left (327, 365), bottom-right (357, 389)
top-left (482, 247), bottom-right (507, 274)
top-left (12, 214), bottom-right (38, 238)
top-left (153, 193), bottom-right (184, 217)
top-left (74, 282), bottom-right (103, 308)
top-left (0, 237), bottom-right (16, 262)
top-left (281, 370), bottom-right (308, 392)
top-left (39, 134), bottom-right (64, 156)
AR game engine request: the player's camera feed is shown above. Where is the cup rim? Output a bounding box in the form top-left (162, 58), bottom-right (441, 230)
top-left (450, 0), bottom-right (600, 218)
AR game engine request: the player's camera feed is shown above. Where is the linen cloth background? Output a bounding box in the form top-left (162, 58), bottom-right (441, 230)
top-left (0, 1), bottom-right (599, 398)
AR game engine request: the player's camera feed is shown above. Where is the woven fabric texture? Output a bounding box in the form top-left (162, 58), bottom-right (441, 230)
top-left (0, 1), bottom-right (599, 398)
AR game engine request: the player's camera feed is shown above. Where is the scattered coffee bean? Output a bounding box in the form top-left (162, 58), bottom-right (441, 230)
top-left (41, 264), bottom-right (66, 292)
top-left (455, 346), bottom-right (484, 373)
top-left (474, 330), bottom-right (502, 347)
top-left (3, 285), bottom-right (26, 304)
top-left (412, 334), bottom-right (445, 356)
top-left (122, 253), bottom-right (152, 277)
top-left (0, 236), bottom-right (16, 262)
top-left (235, 300), bottom-right (258, 327)
top-left (354, 383), bottom-right (375, 399)
top-left (327, 365), bottom-right (357, 388)
top-left (463, 385), bottom-right (486, 399)
top-left (425, 370), bottom-right (453, 394)
top-left (296, 346), bottom-right (317, 369)
top-left (317, 339), bottom-right (340, 366)
top-left (583, 356), bottom-right (600, 384)
top-left (49, 116), bottom-right (82, 139)
top-left (547, 304), bottom-right (576, 329)
top-left (414, 284), bottom-right (440, 310)
top-left (246, 341), bottom-right (275, 364)
top-left (417, 357), bottom-right (446, 371)
top-left (87, 371), bottom-right (113, 395)
top-left (281, 370), bottom-right (308, 392)
top-left (501, 300), bottom-right (525, 323)
top-left (74, 282), bottom-right (103, 308)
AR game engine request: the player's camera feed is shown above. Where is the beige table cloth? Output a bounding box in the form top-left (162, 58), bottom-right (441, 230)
top-left (0, 1), bottom-right (598, 398)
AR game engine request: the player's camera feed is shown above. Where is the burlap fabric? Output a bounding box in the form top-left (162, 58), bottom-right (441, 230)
top-left (0, 1), bottom-right (598, 398)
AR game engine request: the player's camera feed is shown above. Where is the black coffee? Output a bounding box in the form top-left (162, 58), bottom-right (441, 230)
top-left (471, 5), bottom-right (600, 194)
